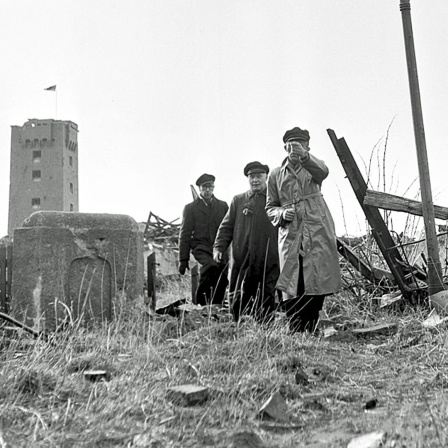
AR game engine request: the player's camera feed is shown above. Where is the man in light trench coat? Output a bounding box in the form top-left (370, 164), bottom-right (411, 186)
top-left (266, 126), bottom-right (341, 332)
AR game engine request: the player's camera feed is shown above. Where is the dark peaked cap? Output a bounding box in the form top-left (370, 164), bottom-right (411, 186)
top-left (283, 127), bottom-right (310, 143)
top-left (196, 173), bottom-right (215, 187)
top-left (244, 161), bottom-right (269, 176)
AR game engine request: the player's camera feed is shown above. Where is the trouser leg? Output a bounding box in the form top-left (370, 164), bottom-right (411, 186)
top-left (284, 294), bottom-right (325, 333)
top-left (196, 265), bottom-right (228, 306)
top-left (232, 283), bottom-right (275, 324)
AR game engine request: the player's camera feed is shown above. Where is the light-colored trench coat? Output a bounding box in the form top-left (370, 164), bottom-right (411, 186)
top-left (266, 154), bottom-right (341, 297)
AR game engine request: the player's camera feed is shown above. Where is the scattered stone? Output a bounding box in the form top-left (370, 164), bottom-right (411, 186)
top-left (258, 392), bottom-right (289, 422)
top-left (347, 431), bottom-right (385, 448)
top-left (83, 370), bottom-right (111, 382)
top-left (303, 399), bottom-right (327, 412)
top-left (323, 326), bottom-right (338, 338)
top-left (294, 367), bottom-right (309, 385)
top-left (422, 309), bottom-right (448, 328)
top-left (378, 291), bottom-right (402, 308)
top-left (166, 384), bottom-right (208, 406)
top-left (365, 398), bottom-right (378, 410)
top-left (308, 367), bottom-right (329, 382)
top-left (352, 323), bottom-right (397, 336)
top-left (229, 430), bottom-right (265, 448)
top-left (429, 290), bottom-right (448, 314)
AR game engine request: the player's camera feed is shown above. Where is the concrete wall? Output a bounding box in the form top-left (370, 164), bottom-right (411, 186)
top-left (11, 211), bottom-right (144, 330)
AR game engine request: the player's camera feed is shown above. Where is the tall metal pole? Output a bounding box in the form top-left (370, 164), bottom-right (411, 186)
top-left (399, 0), bottom-right (444, 295)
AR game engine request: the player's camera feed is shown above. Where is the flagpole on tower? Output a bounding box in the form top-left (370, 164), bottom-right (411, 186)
top-left (44, 85), bottom-right (57, 118)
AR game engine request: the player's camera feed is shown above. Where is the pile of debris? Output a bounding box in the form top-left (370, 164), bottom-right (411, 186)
top-left (142, 212), bottom-right (180, 247)
top-left (141, 212), bottom-right (182, 279)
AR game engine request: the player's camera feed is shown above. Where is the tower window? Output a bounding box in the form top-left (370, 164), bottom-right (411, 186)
top-left (25, 139), bottom-right (31, 148)
top-left (69, 156), bottom-right (73, 167)
top-left (70, 183), bottom-right (73, 194)
top-left (31, 198), bottom-right (41, 208)
top-left (33, 150), bottom-right (41, 162)
top-left (70, 204), bottom-right (74, 212)
top-left (32, 170), bottom-right (41, 181)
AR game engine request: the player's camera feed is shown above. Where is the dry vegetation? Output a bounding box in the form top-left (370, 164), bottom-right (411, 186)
top-left (1, 276), bottom-right (448, 448)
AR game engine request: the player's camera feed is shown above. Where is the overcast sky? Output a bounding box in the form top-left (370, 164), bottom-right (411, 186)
top-left (1, 0), bottom-right (447, 238)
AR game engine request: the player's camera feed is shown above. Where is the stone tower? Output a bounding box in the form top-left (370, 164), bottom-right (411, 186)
top-left (8, 119), bottom-right (79, 235)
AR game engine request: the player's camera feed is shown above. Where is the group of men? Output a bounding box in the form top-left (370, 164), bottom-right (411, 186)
top-left (178, 126), bottom-right (341, 333)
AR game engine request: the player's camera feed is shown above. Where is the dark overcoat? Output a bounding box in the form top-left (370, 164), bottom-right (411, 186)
top-left (214, 188), bottom-right (279, 301)
top-left (179, 196), bottom-right (228, 270)
top-left (266, 155), bottom-right (341, 297)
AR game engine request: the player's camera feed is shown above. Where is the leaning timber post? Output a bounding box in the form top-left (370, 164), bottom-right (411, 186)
top-left (6, 243), bottom-right (12, 312)
top-left (0, 245), bottom-right (6, 311)
top-left (399, 0), bottom-right (444, 295)
top-left (327, 129), bottom-right (410, 298)
top-left (147, 252), bottom-right (157, 312)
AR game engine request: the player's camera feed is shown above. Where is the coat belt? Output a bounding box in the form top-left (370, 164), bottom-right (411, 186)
top-left (281, 192), bottom-right (322, 208)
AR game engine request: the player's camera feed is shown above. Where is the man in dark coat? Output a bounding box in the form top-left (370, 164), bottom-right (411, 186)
top-left (214, 162), bottom-right (279, 322)
top-left (266, 127), bottom-right (341, 333)
top-left (178, 173), bottom-right (229, 305)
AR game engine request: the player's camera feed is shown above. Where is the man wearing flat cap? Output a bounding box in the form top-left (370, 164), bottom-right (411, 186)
top-left (178, 173), bottom-right (229, 305)
top-left (266, 127), bottom-right (341, 333)
top-left (214, 162), bottom-right (279, 322)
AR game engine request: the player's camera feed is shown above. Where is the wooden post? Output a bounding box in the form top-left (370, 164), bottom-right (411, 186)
top-left (191, 264), bottom-right (198, 304)
top-left (147, 253), bottom-right (156, 311)
top-left (6, 244), bottom-right (12, 312)
top-left (0, 245), bottom-right (6, 312)
top-left (399, 0), bottom-right (444, 295)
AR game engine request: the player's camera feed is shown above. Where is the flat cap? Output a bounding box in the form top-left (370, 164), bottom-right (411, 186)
top-left (196, 173), bottom-right (215, 187)
top-left (244, 161), bottom-right (269, 177)
top-left (283, 127), bottom-right (310, 143)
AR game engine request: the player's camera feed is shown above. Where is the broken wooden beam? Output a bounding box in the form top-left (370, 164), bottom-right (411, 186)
top-left (327, 129), bottom-right (411, 297)
top-left (337, 238), bottom-right (393, 285)
top-left (364, 189), bottom-right (448, 220)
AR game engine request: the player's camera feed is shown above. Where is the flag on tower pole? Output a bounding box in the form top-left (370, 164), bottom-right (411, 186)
top-left (44, 85), bottom-right (58, 117)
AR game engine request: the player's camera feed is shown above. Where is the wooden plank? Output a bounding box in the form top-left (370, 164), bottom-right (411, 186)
top-left (364, 189), bottom-right (448, 220)
top-left (0, 246), bottom-right (6, 312)
top-left (336, 238), bottom-right (392, 284)
top-left (327, 129), bottom-right (410, 297)
top-left (352, 322), bottom-right (397, 335)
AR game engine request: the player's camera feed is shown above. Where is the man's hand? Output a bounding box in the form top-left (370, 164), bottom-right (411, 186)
top-left (282, 208), bottom-right (295, 222)
top-left (286, 141), bottom-right (308, 159)
top-left (213, 250), bottom-right (223, 263)
top-left (178, 261), bottom-right (189, 275)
